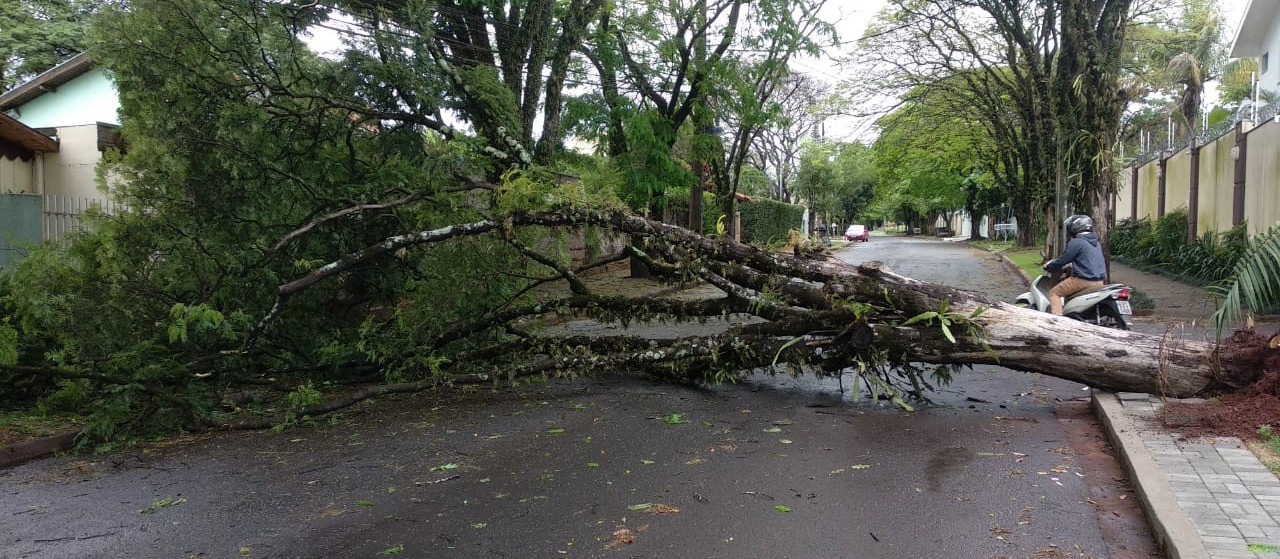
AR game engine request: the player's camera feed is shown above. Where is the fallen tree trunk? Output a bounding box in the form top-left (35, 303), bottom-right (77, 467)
top-left (827, 262), bottom-right (1237, 397)
top-left (259, 208), bottom-right (1267, 401)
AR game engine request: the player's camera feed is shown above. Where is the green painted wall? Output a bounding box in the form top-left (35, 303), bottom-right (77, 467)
top-left (1137, 163), bottom-right (1159, 219)
top-left (1245, 120), bottom-right (1280, 234)
top-left (1195, 134), bottom-right (1236, 236)
top-left (1117, 170), bottom-right (1134, 220)
top-left (11, 68), bottom-right (120, 128)
top-left (1165, 149), bottom-right (1192, 216)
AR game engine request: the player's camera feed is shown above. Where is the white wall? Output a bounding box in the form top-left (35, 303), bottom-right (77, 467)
top-left (1267, 15), bottom-right (1280, 93)
top-left (43, 125), bottom-right (106, 200)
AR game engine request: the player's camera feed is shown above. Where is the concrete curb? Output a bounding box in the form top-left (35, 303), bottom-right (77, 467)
top-left (967, 244), bottom-right (1031, 289)
top-left (1092, 391), bottom-right (1209, 559)
top-left (0, 431), bottom-right (77, 470)
top-left (997, 253), bottom-right (1032, 288)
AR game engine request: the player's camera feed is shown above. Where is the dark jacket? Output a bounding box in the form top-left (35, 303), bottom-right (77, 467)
top-left (1045, 233), bottom-right (1106, 281)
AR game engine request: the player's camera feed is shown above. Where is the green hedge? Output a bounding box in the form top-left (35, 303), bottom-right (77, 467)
top-left (1109, 209), bottom-right (1249, 284)
top-left (739, 198), bottom-right (805, 245)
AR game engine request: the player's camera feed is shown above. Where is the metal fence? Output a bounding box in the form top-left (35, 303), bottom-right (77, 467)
top-left (1133, 101), bottom-right (1280, 166)
top-left (42, 195), bottom-right (119, 243)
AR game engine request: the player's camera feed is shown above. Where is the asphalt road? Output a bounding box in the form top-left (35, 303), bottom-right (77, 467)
top-left (0, 237), bottom-right (1159, 559)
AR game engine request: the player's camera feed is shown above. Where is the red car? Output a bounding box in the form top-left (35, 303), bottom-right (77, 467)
top-left (844, 225), bottom-right (869, 242)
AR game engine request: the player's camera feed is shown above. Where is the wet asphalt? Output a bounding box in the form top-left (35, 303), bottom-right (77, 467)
top-left (0, 237), bottom-right (1159, 559)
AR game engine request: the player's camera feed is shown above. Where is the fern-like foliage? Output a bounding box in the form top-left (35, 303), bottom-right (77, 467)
top-left (1210, 226), bottom-right (1280, 338)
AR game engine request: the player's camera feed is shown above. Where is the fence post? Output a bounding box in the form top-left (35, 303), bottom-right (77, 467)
top-left (1232, 122), bottom-right (1248, 227)
top-left (1130, 165), bottom-right (1138, 221)
top-left (1156, 154), bottom-right (1167, 218)
top-left (1188, 139), bottom-right (1200, 243)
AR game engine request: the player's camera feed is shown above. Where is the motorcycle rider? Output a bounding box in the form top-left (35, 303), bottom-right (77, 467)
top-left (1042, 215), bottom-right (1106, 316)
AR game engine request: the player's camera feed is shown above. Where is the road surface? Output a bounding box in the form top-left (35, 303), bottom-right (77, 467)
top-left (0, 236), bottom-right (1159, 559)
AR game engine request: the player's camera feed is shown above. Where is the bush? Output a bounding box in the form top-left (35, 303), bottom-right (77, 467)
top-left (1109, 210), bottom-right (1250, 284)
top-left (739, 198), bottom-right (805, 245)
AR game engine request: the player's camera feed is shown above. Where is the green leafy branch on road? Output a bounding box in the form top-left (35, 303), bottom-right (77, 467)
top-left (901, 300), bottom-right (986, 345)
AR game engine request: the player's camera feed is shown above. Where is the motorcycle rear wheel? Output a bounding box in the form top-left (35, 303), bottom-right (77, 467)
top-left (1097, 304), bottom-right (1129, 330)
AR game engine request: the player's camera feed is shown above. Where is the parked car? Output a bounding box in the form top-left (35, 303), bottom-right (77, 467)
top-left (844, 224), bottom-right (869, 242)
top-left (935, 226), bottom-right (952, 238)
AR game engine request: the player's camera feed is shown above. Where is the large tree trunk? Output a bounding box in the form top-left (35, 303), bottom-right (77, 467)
top-left (826, 262), bottom-right (1235, 397)
top-left (265, 209), bottom-right (1266, 401)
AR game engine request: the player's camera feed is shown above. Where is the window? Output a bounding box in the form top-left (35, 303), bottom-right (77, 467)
top-left (1263, 52), bottom-right (1270, 74)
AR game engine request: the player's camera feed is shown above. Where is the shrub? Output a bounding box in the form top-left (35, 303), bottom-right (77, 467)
top-left (1109, 211), bottom-right (1250, 284)
top-left (739, 198), bottom-right (806, 245)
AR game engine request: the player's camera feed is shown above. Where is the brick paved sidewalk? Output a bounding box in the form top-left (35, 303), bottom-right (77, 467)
top-left (1118, 393), bottom-right (1280, 559)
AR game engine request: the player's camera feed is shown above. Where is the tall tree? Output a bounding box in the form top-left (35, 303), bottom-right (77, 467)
top-left (854, 0), bottom-right (1150, 257)
top-left (751, 73), bottom-right (829, 202)
top-left (0, 0), bottom-right (102, 90)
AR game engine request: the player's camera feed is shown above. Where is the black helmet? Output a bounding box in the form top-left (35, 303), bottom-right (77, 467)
top-left (1063, 214), bottom-right (1093, 236)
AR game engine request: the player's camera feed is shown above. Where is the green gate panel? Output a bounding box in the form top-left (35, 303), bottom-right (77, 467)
top-left (0, 194), bottom-right (43, 269)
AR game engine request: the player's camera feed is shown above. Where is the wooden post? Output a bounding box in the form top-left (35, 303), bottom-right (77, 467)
top-left (733, 212), bottom-right (741, 243)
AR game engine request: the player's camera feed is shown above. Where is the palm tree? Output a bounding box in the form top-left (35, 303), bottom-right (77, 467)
top-left (1210, 227), bottom-right (1280, 341)
top-left (1163, 0), bottom-right (1225, 137)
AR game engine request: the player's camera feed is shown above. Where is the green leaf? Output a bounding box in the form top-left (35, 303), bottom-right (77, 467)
top-left (546, 428), bottom-right (566, 435)
top-left (940, 321), bottom-right (956, 344)
top-left (139, 497), bottom-right (186, 514)
top-left (774, 505), bottom-right (792, 513)
top-left (663, 413), bottom-right (690, 425)
top-left (771, 335), bottom-right (807, 366)
top-left (902, 311), bottom-right (939, 326)
top-left (628, 503), bottom-right (653, 511)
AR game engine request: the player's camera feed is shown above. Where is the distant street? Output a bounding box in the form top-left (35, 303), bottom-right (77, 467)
top-left (0, 236), bottom-right (1158, 559)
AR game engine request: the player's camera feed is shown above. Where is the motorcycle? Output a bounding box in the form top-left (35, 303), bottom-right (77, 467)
top-left (1014, 266), bottom-right (1133, 330)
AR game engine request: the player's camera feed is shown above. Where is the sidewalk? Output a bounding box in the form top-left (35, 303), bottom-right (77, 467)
top-left (1086, 261), bottom-right (1280, 558)
top-left (1099, 392), bottom-right (1280, 559)
top-left (1108, 262), bottom-right (1220, 322)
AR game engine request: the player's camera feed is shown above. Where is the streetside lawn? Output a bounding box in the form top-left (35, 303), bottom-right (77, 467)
top-left (1005, 250), bottom-right (1044, 281)
top-left (970, 240), bottom-right (1043, 280)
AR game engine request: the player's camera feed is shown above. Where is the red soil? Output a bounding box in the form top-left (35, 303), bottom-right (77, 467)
top-left (1159, 330), bottom-right (1280, 441)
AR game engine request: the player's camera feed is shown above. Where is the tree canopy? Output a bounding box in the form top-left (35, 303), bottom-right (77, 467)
top-left (0, 0), bottom-right (101, 90)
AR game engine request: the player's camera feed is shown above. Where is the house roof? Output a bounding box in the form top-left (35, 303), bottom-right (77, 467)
top-left (1231, 0), bottom-right (1280, 58)
top-left (0, 113), bottom-right (58, 153)
top-left (0, 52), bottom-right (94, 113)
